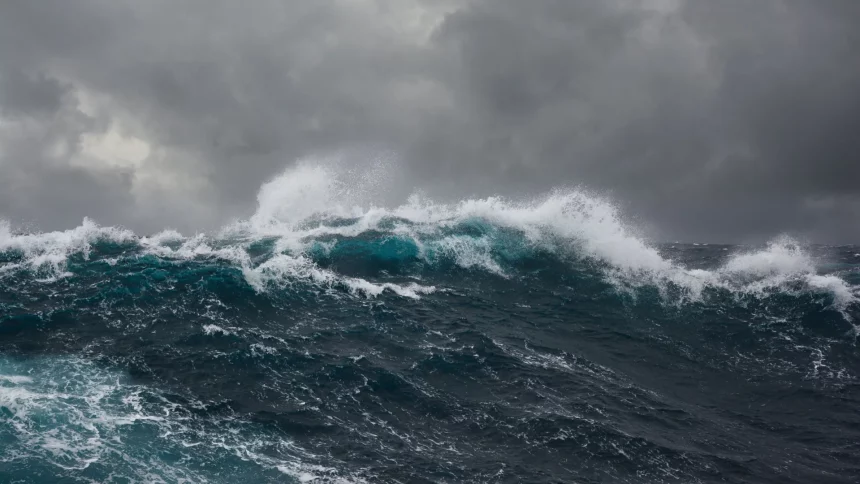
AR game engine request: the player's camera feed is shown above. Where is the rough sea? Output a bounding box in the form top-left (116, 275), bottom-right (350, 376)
top-left (1, 164), bottom-right (859, 483)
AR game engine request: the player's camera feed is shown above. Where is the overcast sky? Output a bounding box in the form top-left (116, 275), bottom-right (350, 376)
top-left (1, 0), bottom-right (858, 242)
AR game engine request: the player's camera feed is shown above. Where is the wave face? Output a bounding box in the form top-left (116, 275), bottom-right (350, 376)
top-left (2, 163), bottom-right (860, 483)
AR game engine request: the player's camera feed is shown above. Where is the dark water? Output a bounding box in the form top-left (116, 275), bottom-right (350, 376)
top-left (2, 191), bottom-right (860, 483)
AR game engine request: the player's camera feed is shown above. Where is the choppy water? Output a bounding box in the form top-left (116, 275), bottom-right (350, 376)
top-left (1, 164), bottom-right (859, 483)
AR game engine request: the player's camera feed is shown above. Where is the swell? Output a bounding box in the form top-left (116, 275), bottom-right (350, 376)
top-left (2, 161), bottom-right (859, 320)
top-left (2, 217), bottom-right (858, 320)
top-left (2, 161), bottom-right (859, 483)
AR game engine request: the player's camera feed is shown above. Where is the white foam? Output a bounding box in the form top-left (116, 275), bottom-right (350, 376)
top-left (202, 324), bottom-right (233, 336)
top-left (422, 235), bottom-right (507, 277)
top-left (240, 163), bottom-right (857, 311)
top-left (0, 218), bottom-right (135, 279)
top-left (140, 228), bottom-right (184, 246)
top-left (708, 239), bottom-right (859, 312)
top-left (239, 162), bottom-right (674, 277)
top-left (0, 356), bottom-right (365, 482)
top-left (250, 343), bottom-right (277, 356)
top-left (342, 278), bottom-right (436, 299)
top-left (244, 253), bottom-right (435, 299)
top-left (2, 160), bottom-right (857, 311)
top-left (0, 374), bottom-right (33, 384)
top-left (721, 237), bottom-right (812, 277)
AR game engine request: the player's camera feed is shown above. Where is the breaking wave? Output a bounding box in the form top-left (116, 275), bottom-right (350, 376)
top-left (2, 162), bottom-right (857, 315)
top-left (2, 159), bottom-right (860, 483)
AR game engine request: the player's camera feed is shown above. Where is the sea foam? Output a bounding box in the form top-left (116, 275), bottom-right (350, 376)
top-left (1, 159), bottom-right (857, 313)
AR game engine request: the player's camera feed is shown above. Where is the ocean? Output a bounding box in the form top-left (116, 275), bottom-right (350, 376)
top-left (1, 164), bottom-right (858, 483)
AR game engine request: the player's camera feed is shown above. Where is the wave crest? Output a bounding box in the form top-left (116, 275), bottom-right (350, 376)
top-left (1, 161), bottom-right (858, 315)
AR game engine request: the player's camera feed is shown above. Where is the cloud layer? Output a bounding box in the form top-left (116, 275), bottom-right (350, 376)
top-left (1, 0), bottom-right (858, 242)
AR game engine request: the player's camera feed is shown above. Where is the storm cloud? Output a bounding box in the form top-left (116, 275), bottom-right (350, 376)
top-left (0, 0), bottom-right (858, 242)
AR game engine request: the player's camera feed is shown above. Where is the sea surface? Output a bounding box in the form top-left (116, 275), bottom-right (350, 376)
top-left (1, 164), bottom-right (859, 483)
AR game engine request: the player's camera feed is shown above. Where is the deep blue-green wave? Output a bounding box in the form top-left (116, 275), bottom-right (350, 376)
top-left (1, 215), bottom-right (859, 483)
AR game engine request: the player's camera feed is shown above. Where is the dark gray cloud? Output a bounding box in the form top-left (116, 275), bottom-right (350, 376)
top-left (0, 0), bottom-right (858, 242)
